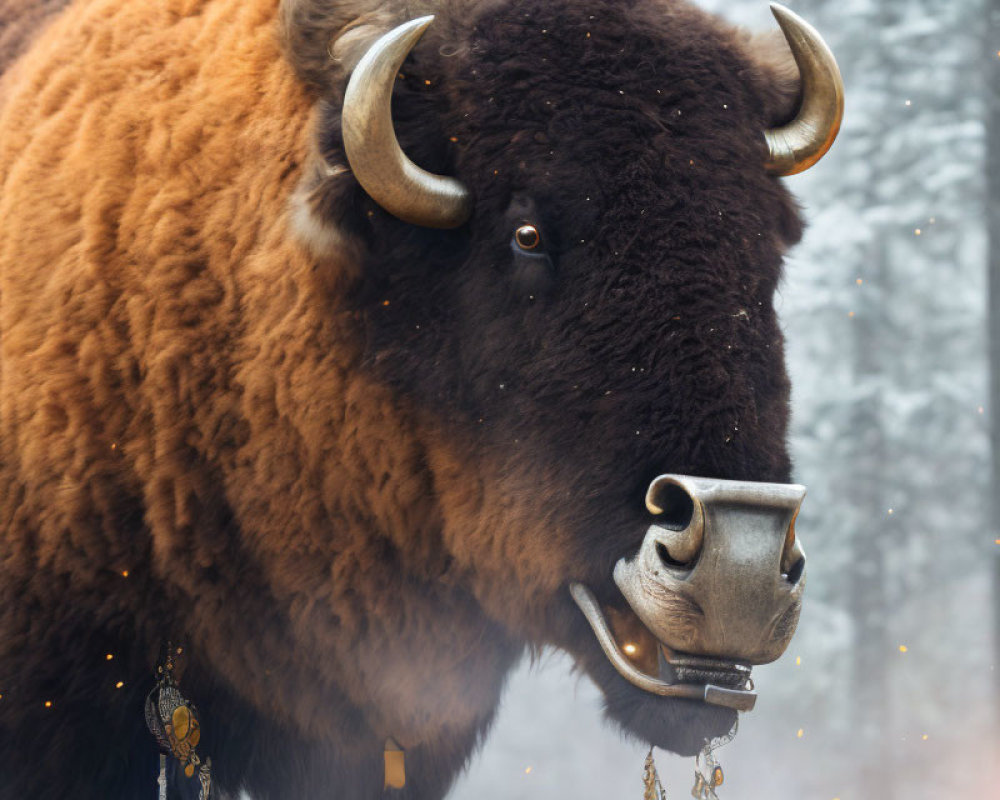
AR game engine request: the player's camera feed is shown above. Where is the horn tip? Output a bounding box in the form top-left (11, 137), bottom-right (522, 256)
top-left (411, 14), bottom-right (435, 30)
top-left (394, 15), bottom-right (436, 40)
top-left (769, 4), bottom-right (800, 28)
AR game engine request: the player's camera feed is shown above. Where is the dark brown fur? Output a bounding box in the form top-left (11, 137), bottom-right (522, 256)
top-left (0, 0), bottom-right (804, 797)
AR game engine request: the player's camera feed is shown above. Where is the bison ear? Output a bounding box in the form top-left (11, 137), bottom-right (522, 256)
top-left (291, 157), bottom-right (368, 254)
top-left (288, 112), bottom-right (374, 284)
top-left (328, 14), bottom-right (403, 75)
top-left (282, 0), bottom-right (483, 92)
top-left (740, 28), bottom-right (801, 130)
top-left (281, 0), bottom-right (406, 91)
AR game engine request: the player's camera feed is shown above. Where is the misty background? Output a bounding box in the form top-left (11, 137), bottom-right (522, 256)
top-left (449, 1), bottom-right (1000, 798)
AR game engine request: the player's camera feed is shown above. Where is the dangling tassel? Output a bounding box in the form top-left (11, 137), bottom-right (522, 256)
top-left (643, 747), bottom-right (667, 800)
top-left (384, 737), bottom-right (406, 790)
top-left (158, 754), bottom-right (168, 800)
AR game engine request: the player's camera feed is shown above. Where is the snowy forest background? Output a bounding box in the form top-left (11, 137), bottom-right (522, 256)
top-left (448, 1), bottom-right (1000, 798)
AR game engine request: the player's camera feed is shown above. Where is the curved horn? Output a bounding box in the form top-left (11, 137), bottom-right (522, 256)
top-left (764, 4), bottom-right (845, 176)
top-left (342, 16), bottom-right (471, 228)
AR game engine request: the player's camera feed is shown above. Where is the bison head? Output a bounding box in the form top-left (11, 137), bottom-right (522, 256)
top-left (285, 0), bottom-right (841, 757)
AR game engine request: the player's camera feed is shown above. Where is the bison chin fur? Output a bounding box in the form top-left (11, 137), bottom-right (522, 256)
top-left (547, 600), bottom-right (737, 757)
top-left (599, 669), bottom-right (737, 756)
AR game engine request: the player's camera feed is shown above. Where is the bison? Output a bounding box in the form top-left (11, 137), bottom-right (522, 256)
top-left (0, 0), bottom-right (843, 797)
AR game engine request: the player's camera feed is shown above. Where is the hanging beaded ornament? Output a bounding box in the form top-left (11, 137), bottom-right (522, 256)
top-left (144, 645), bottom-right (213, 800)
top-left (690, 720), bottom-right (738, 800)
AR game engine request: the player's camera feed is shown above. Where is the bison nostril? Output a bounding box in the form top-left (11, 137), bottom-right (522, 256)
top-left (783, 554), bottom-right (805, 585)
top-left (656, 541), bottom-right (694, 570)
top-left (645, 478), bottom-right (704, 564)
top-left (781, 527), bottom-right (806, 585)
top-left (647, 482), bottom-right (694, 530)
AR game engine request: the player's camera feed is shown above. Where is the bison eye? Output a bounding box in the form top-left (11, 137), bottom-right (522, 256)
top-left (513, 224), bottom-right (541, 251)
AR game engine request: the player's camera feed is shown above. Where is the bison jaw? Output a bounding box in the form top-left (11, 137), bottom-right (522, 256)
top-left (570, 583), bottom-right (757, 712)
top-left (570, 474), bottom-right (807, 714)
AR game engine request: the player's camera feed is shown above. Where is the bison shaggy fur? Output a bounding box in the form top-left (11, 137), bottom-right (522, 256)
top-left (0, 0), bottom-right (804, 797)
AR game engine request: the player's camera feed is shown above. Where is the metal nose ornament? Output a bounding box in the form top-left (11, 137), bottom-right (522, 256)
top-left (615, 475), bottom-right (807, 665)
